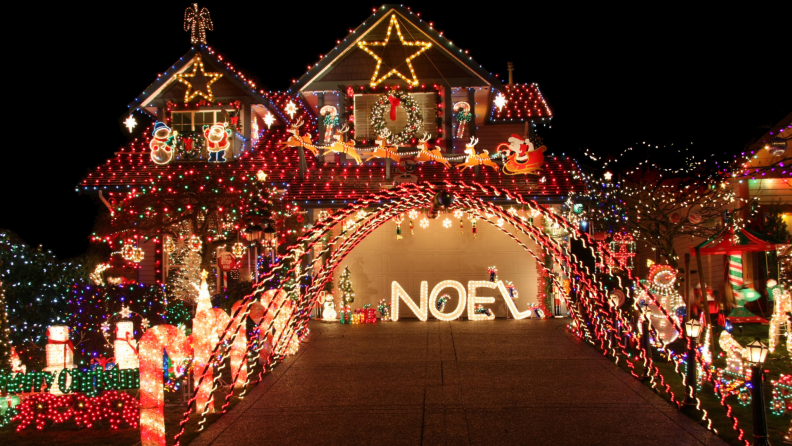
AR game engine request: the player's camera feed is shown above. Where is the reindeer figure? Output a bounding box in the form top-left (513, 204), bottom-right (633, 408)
top-left (276, 118), bottom-right (318, 156)
top-left (367, 129), bottom-right (401, 163)
top-left (322, 124), bottom-right (362, 164)
top-left (414, 133), bottom-right (451, 168)
top-left (456, 137), bottom-right (499, 172)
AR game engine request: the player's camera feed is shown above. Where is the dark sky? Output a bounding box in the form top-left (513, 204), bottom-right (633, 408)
top-left (1, 2), bottom-right (789, 259)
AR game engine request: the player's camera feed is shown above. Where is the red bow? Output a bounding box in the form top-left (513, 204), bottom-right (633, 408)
top-left (387, 95), bottom-right (401, 121)
top-left (90, 357), bottom-right (116, 371)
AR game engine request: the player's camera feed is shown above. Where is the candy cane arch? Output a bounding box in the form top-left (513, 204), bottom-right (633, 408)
top-left (167, 182), bottom-right (751, 446)
top-left (453, 102), bottom-right (471, 139)
top-left (320, 106), bottom-right (338, 143)
top-left (139, 325), bottom-right (191, 446)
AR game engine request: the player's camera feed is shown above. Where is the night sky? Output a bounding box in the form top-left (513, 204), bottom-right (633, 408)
top-left (2, 2), bottom-right (789, 259)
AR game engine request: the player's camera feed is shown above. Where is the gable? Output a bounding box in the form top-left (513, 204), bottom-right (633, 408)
top-left (296, 7), bottom-right (500, 92)
top-left (158, 58), bottom-right (252, 102)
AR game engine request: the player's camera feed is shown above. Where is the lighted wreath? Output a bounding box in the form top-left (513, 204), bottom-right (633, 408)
top-left (370, 91), bottom-right (423, 145)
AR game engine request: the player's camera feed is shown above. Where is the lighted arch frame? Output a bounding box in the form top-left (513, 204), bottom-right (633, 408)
top-left (173, 183), bottom-right (722, 446)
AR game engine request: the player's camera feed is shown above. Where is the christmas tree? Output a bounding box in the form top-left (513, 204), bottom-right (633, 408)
top-left (339, 266), bottom-right (355, 306)
top-left (169, 249), bottom-right (202, 305)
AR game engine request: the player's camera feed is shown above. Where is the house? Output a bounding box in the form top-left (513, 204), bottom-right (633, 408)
top-left (79, 5), bottom-right (586, 316)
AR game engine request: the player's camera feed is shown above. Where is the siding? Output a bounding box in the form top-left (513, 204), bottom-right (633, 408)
top-left (330, 215), bottom-right (540, 319)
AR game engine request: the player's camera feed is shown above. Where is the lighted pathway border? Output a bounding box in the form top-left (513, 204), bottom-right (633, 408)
top-left (191, 319), bottom-right (725, 446)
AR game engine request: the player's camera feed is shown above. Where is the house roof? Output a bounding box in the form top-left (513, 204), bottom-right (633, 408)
top-left (489, 83), bottom-right (554, 124)
top-left (126, 45), bottom-right (307, 126)
top-left (290, 4), bottom-right (504, 93)
top-left (78, 128), bottom-right (587, 204)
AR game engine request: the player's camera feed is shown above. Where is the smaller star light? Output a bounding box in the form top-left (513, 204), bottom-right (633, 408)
top-left (453, 209), bottom-right (464, 219)
top-left (408, 210), bottom-right (419, 220)
top-left (256, 170), bottom-right (267, 182)
top-left (343, 219), bottom-right (356, 232)
top-left (140, 318), bottom-right (150, 330)
top-left (100, 321), bottom-right (110, 333)
top-left (604, 171), bottom-right (613, 181)
top-left (123, 116), bottom-right (137, 133)
top-left (419, 218), bottom-right (429, 229)
top-left (494, 93), bottom-right (508, 112)
top-left (529, 208), bottom-right (542, 218)
top-left (497, 218), bottom-right (505, 227)
top-left (356, 210), bottom-right (368, 220)
top-left (263, 112), bottom-right (275, 129)
top-left (442, 218), bottom-right (452, 229)
top-left (119, 306), bottom-right (132, 319)
top-left (484, 211), bottom-right (493, 219)
top-left (285, 101), bottom-right (298, 119)
top-left (507, 207), bottom-right (518, 216)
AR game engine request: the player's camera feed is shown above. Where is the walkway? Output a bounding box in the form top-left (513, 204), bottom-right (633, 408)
top-left (192, 319), bottom-right (725, 446)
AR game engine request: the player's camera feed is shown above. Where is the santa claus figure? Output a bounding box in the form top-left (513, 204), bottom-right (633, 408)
top-left (497, 134), bottom-right (547, 175)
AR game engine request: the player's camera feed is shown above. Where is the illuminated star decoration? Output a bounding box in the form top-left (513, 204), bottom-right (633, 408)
top-left (256, 170), bottom-right (267, 182)
top-left (176, 56), bottom-right (222, 103)
top-left (140, 318), bottom-right (150, 330)
top-left (119, 305), bottom-right (132, 319)
top-left (100, 321), bottom-right (110, 333)
top-left (263, 111), bottom-right (275, 128)
top-left (494, 93), bottom-right (508, 112)
top-left (285, 101), bottom-right (298, 119)
top-left (442, 218), bottom-right (452, 229)
top-left (604, 171), bottom-right (613, 181)
top-left (123, 116), bottom-right (137, 133)
top-left (357, 14), bottom-right (432, 87)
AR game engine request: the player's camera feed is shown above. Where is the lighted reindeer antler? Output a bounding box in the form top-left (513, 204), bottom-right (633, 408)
top-left (294, 117), bottom-right (304, 128)
top-left (378, 128), bottom-right (391, 139)
top-left (468, 136), bottom-right (479, 147)
top-left (419, 133), bottom-right (431, 143)
top-left (339, 124), bottom-right (350, 133)
top-left (184, 4), bottom-right (213, 45)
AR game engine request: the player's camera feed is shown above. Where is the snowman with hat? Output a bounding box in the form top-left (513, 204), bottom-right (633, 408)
top-left (497, 134), bottom-right (546, 175)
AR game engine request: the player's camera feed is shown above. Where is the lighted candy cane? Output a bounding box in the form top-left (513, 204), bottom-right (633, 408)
top-left (320, 106), bottom-right (339, 143)
top-left (769, 286), bottom-right (791, 353)
top-left (139, 325), bottom-right (191, 446)
top-left (192, 307), bottom-right (247, 414)
top-left (453, 102), bottom-right (472, 139)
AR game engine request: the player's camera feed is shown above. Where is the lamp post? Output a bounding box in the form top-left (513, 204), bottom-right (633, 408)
top-left (745, 338), bottom-right (771, 446)
top-left (244, 224), bottom-right (264, 282)
top-left (683, 319), bottom-right (702, 407)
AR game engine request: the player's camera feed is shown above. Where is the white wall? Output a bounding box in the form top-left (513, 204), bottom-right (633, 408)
top-left (330, 215), bottom-right (541, 318)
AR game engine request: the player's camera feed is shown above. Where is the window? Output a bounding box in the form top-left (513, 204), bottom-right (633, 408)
top-left (172, 110), bottom-right (229, 133)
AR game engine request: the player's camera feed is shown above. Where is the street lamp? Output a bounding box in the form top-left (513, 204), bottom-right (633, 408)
top-left (683, 319), bottom-right (702, 407)
top-left (745, 338), bottom-right (771, 446)
top-left (244, 224), bottom-right (264, 282)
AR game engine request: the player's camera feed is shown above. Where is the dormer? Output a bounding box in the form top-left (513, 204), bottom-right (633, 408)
top-left (124, 45), bottom-right (309, 165)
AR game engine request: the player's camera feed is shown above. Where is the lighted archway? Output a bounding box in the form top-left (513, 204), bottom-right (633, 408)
top-left (171, 182), bottom-right (750, 446)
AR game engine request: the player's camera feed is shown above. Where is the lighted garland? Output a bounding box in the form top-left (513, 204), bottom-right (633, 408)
top-left (0, 368), bottom-right (140, 396)
top-left (12, 391), bottom-right (139, 431)
top-left (369, 91), bottom-right (423, 145)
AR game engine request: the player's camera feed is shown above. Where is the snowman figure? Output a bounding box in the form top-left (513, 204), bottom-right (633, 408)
top-left (322, 293), bottom-right (337, 321)
top-left (149, 122), bottom-right (177, 165)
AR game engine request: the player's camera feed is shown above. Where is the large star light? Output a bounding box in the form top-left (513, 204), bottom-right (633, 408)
top-left (358, 14), bottom-right (432, 87)
top-left (176, 56), bottom-right (223, 103)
